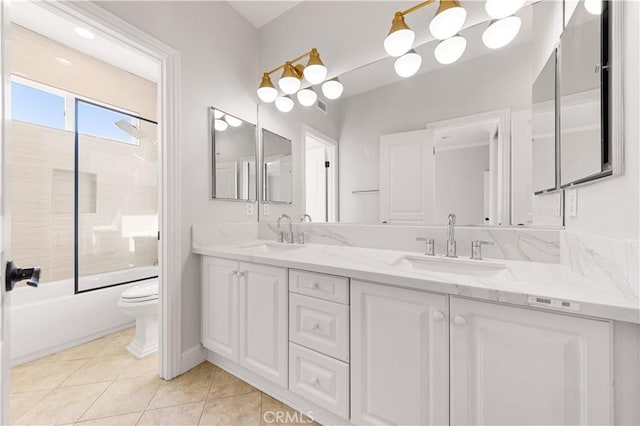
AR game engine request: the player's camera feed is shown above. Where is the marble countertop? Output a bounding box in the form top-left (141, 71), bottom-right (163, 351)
top-left (193, 239), bottom-right (640, 324)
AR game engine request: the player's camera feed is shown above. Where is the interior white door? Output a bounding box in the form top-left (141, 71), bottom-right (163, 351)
top-left (201, 257), bottom-right (238, 362)
top-left (379, 129), bottom-right (434, 224)
top-left (450, 297), bottom-right (612, 425)
top-left (215, 160), bottom-right (238, 199)
top-left (351, 280), bottom-right (449, 425)
top-left (238, 262), bottom-right (287, 387)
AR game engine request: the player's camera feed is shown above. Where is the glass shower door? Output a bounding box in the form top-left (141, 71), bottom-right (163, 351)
top-left (76, 100), bottom-right (158, 292)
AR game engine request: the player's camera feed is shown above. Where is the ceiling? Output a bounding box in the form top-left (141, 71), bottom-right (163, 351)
top-left (228, 1), bottom-right (304, 28)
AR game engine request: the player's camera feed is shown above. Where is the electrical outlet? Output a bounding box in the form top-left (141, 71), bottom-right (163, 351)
top-left (246, 202), bottom-right (254, 216)
top-left (566, 188), bottom-right (577, 217)
top-left (263, 203), bottom-right (270, 216)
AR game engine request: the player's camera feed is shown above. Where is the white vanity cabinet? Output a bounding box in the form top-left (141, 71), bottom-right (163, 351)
top-left (201, 257), bottom-right (288, 387)
top-left (350, 280), bottom-right (449, 426)
top-left (450, 297), bottom-right (612, 426)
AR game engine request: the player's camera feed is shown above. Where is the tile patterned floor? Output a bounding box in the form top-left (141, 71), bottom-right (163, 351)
top-left (10, 328), bottom-right (317, 425)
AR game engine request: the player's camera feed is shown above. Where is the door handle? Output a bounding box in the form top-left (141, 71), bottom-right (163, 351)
top-left (5, 261), bottom-right (40, 291)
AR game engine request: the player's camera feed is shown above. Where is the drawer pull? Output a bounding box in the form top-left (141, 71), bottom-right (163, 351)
top-left (310, 376), bottom-right (320, 386)
top-left (311, 322), bottom-right (320, 331)
top-left (231, 271), bottom-right (238, 276)
top-left (453, 315), bottom-right (466, 325)
top-left (432, 310), bottom-right (445, 321)
top-left (310, 282), bottom-right (319, 289)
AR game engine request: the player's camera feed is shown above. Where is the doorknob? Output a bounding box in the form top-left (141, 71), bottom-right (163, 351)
top-left (5, 261), bottom-right (40, 291)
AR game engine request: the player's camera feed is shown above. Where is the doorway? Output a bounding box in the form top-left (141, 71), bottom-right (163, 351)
top-left (303, 126), bottom-right (338, 222)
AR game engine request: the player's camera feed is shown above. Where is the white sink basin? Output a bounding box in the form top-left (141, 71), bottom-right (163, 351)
top-left (392, 255), bottom-right (513, 279)
top-left (239, 241), bottom-right (305, 253)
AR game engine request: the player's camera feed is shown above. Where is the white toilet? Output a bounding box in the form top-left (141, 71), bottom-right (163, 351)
top-left (117, 279), bottom-right (159, 358)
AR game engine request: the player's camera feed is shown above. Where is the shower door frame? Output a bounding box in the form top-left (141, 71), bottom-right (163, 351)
top-left (30, 1), bottom-right (184, 382)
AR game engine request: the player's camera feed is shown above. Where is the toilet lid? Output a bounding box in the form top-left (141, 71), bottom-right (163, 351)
top-left (121, 280), bottom-right (158, 301)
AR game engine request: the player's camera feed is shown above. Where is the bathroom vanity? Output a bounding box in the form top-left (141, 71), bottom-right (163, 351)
top-left (194, 236), bottom-right (638, 426)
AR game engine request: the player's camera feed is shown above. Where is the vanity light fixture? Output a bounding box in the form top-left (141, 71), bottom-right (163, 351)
top-left (213, 109), bottom-right (224, 119)
top-left (321, 78), bottom-right (344, 100)
top-left (214, 119), bottom-right (228, 131)
top-left (584, 0), bottom-right (602, 15)
top-left (484, 0), bottom-right (526, 19)
top-left (275, 95), bottom-right (295, 113)
top-left (434, 35), bottom-right (467, 64)
top-left (429, 0), bottom-right (467, 40)
top-left (224, 115), bottom-right (243, 127)
top-left (394, 49), bottom-right (422, 78)
top-left (297, 87), bottom-right (318, 107)
top-left (482, 15), bottom-right (522, 49)
top-left (384, 12), bottom-right (416, 57)
top-left (257, 48), bottom-right (333, 107)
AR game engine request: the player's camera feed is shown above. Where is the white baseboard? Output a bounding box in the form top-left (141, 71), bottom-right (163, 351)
top-left (181, 344), bottom-right (207, 374)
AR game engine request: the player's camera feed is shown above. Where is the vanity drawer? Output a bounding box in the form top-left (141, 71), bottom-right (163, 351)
top-left (289, 342), bottom-right (349, 419)
top-left (289, 293), bottom-right (349, 361)
top-left (289, 270), bottom-right (349, 304)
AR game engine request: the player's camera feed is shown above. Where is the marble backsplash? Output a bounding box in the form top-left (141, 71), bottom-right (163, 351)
top-left (258, 222), bottom-right (561, 263)
top-left (192, 222), bottom-right (259, 247)
top-left (560, 231), bottom-right (640, 302)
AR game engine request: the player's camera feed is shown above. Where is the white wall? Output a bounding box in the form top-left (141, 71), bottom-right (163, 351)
top-left (95, 1), bottom-right (259, 352)
top-left (337, 46), bottom-right (532, 224)
top-left (564, 1), bottom-right (640, 240)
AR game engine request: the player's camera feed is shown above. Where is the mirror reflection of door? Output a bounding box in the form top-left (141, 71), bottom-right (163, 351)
top-left (304, 131), bottom-right (337, 222)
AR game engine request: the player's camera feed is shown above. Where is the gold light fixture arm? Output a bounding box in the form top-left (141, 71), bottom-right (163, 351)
top-left (265, 48), bottom-right (317, 76)
top-left (400, 0), bottom-right (436, 17)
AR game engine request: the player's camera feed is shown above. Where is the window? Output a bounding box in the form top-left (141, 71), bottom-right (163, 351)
top-left (11, 81), bottom-right (65, 129)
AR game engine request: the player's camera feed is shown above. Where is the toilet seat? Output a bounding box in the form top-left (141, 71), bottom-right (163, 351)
top-left (120, 280), bottom-right (158, 303)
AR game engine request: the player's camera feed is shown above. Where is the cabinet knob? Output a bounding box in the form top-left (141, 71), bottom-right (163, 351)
top-left (238, 271), bottom-right (245, 278)
top-left (432, 310), bottom-right (445, 321)
top-left (311, 323), bottom-right (320, 331)
top-left (231, 271), bottom-right (238, 276)
top-left (453, 315), bottom-right (466, 325)
top-left (310, 282), bottom-right (319, 289)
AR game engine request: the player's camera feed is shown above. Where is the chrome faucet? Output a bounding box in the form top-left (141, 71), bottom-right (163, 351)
top-left (446, 213), bottom-right (457, 257)
top-left (276, 214), bottom-right (293, 243)
top-left (300, 214), bottom-right (312, 223)
top-left (297, 214), bottom-right (312, 244)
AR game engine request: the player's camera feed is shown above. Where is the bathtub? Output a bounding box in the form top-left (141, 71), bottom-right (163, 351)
top-left (10, 267), bottom-right (158, 366)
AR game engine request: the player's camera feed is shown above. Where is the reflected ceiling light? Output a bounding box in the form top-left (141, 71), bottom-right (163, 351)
top-left (257, 73), bottom-right (278, 103)
top-left (275, 95), bottom-right (295, 113)
top-left (434, 35), bottom-right (467, 64)
top-left (74, 26), bottom-right (95, 40)
top-left (297, 88), bottom-right (318, 107)
top-left (303, 48), bottom-right (328, 84)
top-left (384, 12), bottom-right (415, 57)
top-left (214, 119), bottom-right (228, 131)
top-left (482, 16), bottom-right (522, 49)
top-left (584, 0), bottom-right (602, 15)
top-left (485, 0), bottom-right (526, 19)
top-left (213, 109), bottom-right (224, 119)
top-left (394, 50), bottom-right (422, 78)
top-left (55, 57), bottom-right (72, 66)
top-left (429, 0), bottom-right (467, 40)
top-left (321, 78), bottom-right (344, 100)
top-left (278, 62), bottom-right (303, 94)
top-left (224, 115), bottom-right (243, 127)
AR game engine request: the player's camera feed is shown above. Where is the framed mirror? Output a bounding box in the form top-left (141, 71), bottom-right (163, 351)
top-left (559, 0), bottom-right (611, 187)
top-left (209, 107), bottom-right (257, 201)
top-left (262, 128), bottom-right (292, 204)
top-left (532, 49), bottom-right (558, 194)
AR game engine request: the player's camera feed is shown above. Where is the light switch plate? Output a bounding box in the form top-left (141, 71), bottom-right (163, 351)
top-left (246, 202), bottom-right (254, 216)
top-left (263, 203), bottom-right (270, 216)
top-left (566, 188), bottom-right (577, 217)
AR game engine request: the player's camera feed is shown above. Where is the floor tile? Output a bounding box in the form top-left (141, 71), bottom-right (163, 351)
top-left (80, 375), bottom-right (163, 421)
top-left (199, 392), bottom-right (261, 426)
top-left (148, 363), bottom-right (215, 410)
top-left (117, 352), bottom-right (159, 380)
top-left (14, 382), bottom-right (109, 425)
top-left (137, 401), bottom-right (205, 425)
top-left (62, 354), bottom-right (134, 386)
top-left (74, 411), bottom-right (142, 425)
top-left (9, 389), bottom-right (51, 424)
top-left (11, 358), bottom-right (88, 393)
top-left (207, 369), bottom-right (258, 400)
top-left (260, 394), bottom-right (318, 426)
top-left (47, 336), bottom-right (115, 363)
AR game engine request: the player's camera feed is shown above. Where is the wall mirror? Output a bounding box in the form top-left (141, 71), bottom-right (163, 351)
top-left (559, 0), bottom-right (611, 186)
top-left (256, 0), bottom-right (617, 226)
top-left (209, 107), bottom-right (257, 201)
top-left (262, 128), bottom-right (292, 204)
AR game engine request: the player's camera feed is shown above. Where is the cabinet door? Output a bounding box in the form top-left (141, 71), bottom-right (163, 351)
top-left (351, 280), bottom-right (448, 425)
top-left (238, 262), bottom-right (288, 387)
top-left (201, 257), bottom-right (238, 362)
top-left (450, 297), bottom-right (612, 426)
